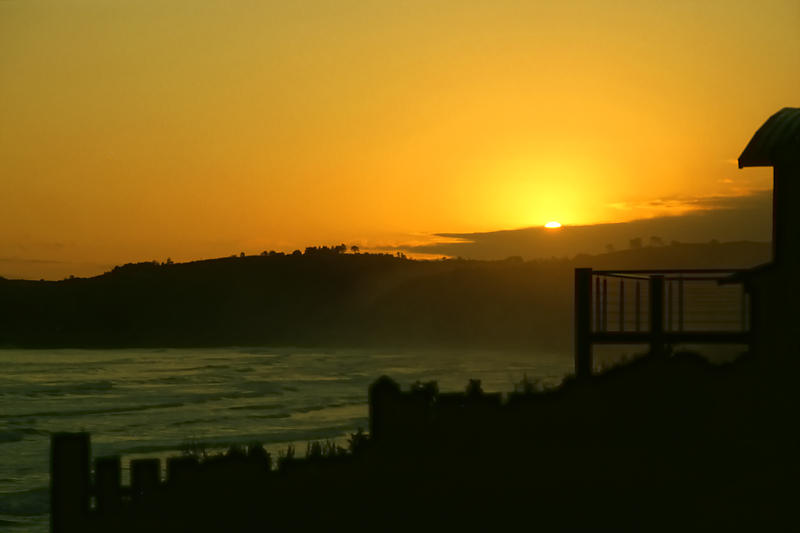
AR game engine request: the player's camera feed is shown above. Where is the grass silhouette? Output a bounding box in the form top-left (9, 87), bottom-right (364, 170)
top-left (52, 344), bottom-right (797, 532)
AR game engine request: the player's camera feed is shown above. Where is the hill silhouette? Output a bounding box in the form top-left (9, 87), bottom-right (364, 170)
top-left (0, 241), bottom-right (768, 350)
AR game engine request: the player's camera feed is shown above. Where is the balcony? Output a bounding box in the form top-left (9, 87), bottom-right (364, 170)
top-left (574, 268), bottom-right (751, 377)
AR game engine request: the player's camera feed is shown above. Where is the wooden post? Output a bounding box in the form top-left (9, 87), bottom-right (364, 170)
top-left (575, 268), bottom-right (593, 379)
top-left (166, 456), bottom-right (199, 486)
top-left (369, 375), bottom-right (402, 442)
top-left (650, 275), bottom-right (665, 355)
top-left (741, 285), bottom-right (747, 331)
top-left (131, 458), bottom-right (161, 503)
top-left (747, 288), bottom-right (758, 353)
top-left (51, 432), bottom-right (90, 533)
top-left (678, 279), bottom-right (684, 331)
top-left (95, 456), bottom-right (122, 514)
top-left (619, 280), bottom-right (625, 332)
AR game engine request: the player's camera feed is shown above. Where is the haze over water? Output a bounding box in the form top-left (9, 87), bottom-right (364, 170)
top-left (0, 346), bottom-right (570, 532)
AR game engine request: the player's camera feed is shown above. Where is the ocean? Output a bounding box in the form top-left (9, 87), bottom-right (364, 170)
top-left (0, 347), bottom-right (571, 532)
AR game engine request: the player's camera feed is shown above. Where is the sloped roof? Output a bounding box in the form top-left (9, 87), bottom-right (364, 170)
top-left (739, 107), bottom-right (800, 168)
top-left (718, 261), bottom-right (774, 284)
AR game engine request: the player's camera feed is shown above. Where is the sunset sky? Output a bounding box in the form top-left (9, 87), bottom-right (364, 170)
top-left (1, 0), bottom-right (798, 279)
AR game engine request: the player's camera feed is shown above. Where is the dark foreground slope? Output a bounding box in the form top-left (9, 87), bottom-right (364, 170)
top-left (1, 241), bottom-right (768, 350)
top-left (58, 347), bottom-right (798, 532)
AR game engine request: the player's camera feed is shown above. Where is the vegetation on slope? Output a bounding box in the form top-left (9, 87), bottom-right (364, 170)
top-left (0, 241), bottom-right (769, 349)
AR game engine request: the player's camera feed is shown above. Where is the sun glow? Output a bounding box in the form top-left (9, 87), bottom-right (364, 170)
top-left (544, 221), bottom-right (562, 229)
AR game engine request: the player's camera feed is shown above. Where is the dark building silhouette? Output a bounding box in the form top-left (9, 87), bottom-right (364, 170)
top-left (731, 107), bottom-right (800, 358)
top-left (572, 109), bottom-right (800, 376)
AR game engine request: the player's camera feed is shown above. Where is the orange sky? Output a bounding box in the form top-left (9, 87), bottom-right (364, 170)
top-left (1, 0), bottom-right (798, 279)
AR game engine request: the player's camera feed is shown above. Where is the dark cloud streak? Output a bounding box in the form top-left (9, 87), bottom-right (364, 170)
top-left (401, 191), bottom-right (772, 260)
top-left (0, 257), bottom-right (69, 265)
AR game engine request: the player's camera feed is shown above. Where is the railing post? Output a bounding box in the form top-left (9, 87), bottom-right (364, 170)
top-left (595, 277), bottom-right (601, 331)
top-left (619, 280), bottom-right (625, 332)
top-left (667, 280), bottom-right (673, 331)
top-left (649, 275), bottom-right (665, 355)
top-left (51, 432), bottom-right (90, 533)
top-left (575, 268), bottom-right (593, 378)
top-left (635, 281), bottom-right (641, 332)
top-left (602, 278), bottom-right (608, 332)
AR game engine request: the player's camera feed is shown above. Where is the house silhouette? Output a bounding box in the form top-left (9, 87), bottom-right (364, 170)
top-left (732, 107), bottom-right (800, 358)
top-left (572, 108), bottom-right (799, 376)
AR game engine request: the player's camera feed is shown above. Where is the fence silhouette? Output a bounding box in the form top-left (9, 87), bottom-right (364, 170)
top-left (50, 377), bottom-right (516, 533)
top-left (50, 357), bottom-right (764, 532)
top-left (574, 267), bottom-right (751, 378)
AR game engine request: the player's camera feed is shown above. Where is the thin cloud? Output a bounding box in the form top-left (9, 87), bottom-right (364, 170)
top-left (0, 257), bottom-right (69, 265)
top-left (395, 190), bottom-right (771, 261)
top-left (608, 190), bottom-right (770, 215)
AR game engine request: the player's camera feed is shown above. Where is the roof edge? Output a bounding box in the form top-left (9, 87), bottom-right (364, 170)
top-left (738, 107), bottom-right (800, 169)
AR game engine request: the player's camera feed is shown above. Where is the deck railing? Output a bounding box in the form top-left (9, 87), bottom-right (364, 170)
top-left (574, 268), bottom-right (751, 378)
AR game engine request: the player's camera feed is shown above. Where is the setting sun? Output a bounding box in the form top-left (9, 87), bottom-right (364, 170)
top-left (0, 0), bottom-right (792, 281)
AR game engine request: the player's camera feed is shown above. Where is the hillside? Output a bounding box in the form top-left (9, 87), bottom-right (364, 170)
top-left (0, 241), bottom-right (770, 349)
